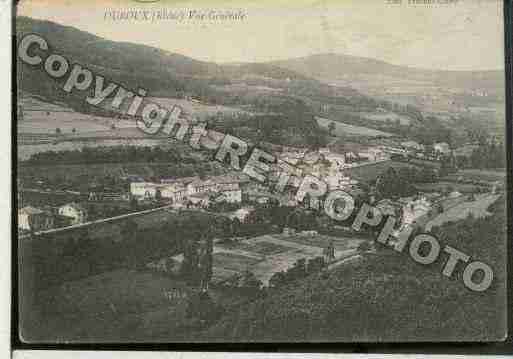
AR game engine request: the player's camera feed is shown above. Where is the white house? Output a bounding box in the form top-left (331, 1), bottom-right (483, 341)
top-left (186, 179), bottom-right (217, 196)
top-left (160, 176), bottom-right (199, 185)
top-left (58, 203), bottom-right (88, 225)
top-left (324, 152), bottom-right (346, 169)
top-left (401, 197), bottom-right (432, 228)
top-left (161, 183), bottom-right (187, 203)
top-left (186, 175), bottom-right (241, 197)
top-left (213, 175), bottom-right (241, 192)
top-left (188, 193), bottom-right (211, 208)
top-left (433, 142), bottom-right (451, 155)
top-left (214, 189), bottom-right (242, 204)
top-left (358, 147), bottom-right (388, 162)
top-left (375, 199), bottom-right (400, 218)
top-left (18, 206), bottom-right (54, 232)
top-left (279, 149), bottom-right (307, 165)
top-left (401, 141), bottom-right (424, 151)
top-left (130, 182), bottom-right (162, 199)
top-left (228, 206), bottom-right (254, 222)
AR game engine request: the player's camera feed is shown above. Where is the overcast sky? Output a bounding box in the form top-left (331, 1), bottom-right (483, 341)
top-left (18, 0), bottom-right (505, 71)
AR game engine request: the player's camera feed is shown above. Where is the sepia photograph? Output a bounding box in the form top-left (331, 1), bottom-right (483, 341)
top-left (14, 0), bottom-right (508, 344)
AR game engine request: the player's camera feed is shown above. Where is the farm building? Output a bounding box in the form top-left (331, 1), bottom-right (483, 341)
top-left (433, 142), bottom-right (451, 155)
top-left (58, 202), bottom-right (88, 225)
top-left (18, 206), bottom-right (54, 232)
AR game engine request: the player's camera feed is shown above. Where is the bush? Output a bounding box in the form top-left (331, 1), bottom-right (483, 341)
top-left (357, 241), bottom-right (372, 252)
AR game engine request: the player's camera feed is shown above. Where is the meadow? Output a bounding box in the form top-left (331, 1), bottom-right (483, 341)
top-left (316, 116), bottom-right (394, 138)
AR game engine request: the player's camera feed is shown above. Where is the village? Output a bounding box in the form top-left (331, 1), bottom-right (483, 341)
top-left (13, 2), bottom-right (508, 343)
top-left (18, 134), bottom-right (501, 231)
top-left (17, 134), bottom-right (503, 289)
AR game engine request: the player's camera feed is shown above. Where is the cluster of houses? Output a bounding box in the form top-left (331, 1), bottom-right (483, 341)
top-left (17, 136), bottom-right (470, 235)
top-left (278, 140), bottom-right (452, 175)
top-left (129, 174), bottom-right (248, 208)
top-left (398, 140), bottom-right (452, 161)
top-left (18, 202), bottom-right (88, 233)
top-left (279, 146), bottom-right (389, 169)
top-left (373, 190), bottom-right (466, 234)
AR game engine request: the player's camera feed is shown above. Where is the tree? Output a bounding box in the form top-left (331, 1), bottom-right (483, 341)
top-left (180, 240), bottom-right (199, 282)
top-left (269, 271), bottom-right (287, 288)
top-left (55, 127), bottom-right (61, 135)
top-left (130, 196), bottom-right (138, 211)
top-left (375, 167), bottom-right (416, 199)
top-left (328, 121), bottom-right (336, 136)
top-left (155, 188), bottom-right (162, 201)
top-left (357, 241), bottom-right (372, 253)
top-left (185, 290), bottom-right (223, 323)
top-left (287, 258), bottom-right (307, 280)
top-left (242, 270), bottom-right (262, 286)
top-left (419, 166), bottom-right (438, 183)
top-left (307, 256), bottom-right (325, 273)
top-left (230, 217), bottom-right (241, 236)
top-left (198, 237), bottom-right (213, 291)
top-left (121, 219), bottom-right (139, 267)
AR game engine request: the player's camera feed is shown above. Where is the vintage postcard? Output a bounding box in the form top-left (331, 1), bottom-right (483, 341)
top-left (15, 0), bottom-right (507, 343)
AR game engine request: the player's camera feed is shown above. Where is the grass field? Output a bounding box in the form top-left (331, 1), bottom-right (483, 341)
top-left (316, 116), bottom-right (394, 137)
top-left (41, 269), bottom-right (189, 314)
top-left (415, 181), bottom-right (483, 194)
top-left (443, 169), bottom-right (506, 183)
top-left (359, 111), bottom-right (411, 125)
top-left (343, 160), bottom-right (418, 182)
top-left (426, 194), bottom-right (501, 231)
top-left (29, 269), bottom-right (192, 342)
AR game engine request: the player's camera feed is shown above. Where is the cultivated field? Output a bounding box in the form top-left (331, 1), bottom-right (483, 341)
top-left (210, 234), bottom-right (363, 285)
top-left (18, 94), bottom-right (139, 136)
top-left (316, 116), bottom-right (394, 138)
top-left (17, 135), bottom-right (187, 161)
top-left (359, 111), bottom-right (411, 125)
top-left (212, 83), bottom-right (284, 94)
top-left (18, 94), bottom-right (73, 112)
top-left (149, 97), bottom-right (248, 122)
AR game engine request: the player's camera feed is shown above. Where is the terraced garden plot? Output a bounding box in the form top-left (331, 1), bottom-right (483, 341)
top-left (218, 241), bottom-right (292, 256)
top-left (271, 234), bottom-right (360, 251)
top-left (213, 252), bottom-right (262, 271)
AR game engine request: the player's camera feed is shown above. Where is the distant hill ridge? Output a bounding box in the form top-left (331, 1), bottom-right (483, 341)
top-left (16, 16), bottom-right (309, 85)
top-left (270, 53), bottom-right (503, 90)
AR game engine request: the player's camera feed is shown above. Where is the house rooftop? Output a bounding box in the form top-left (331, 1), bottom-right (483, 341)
top-left (60, 202), bottom-right (86, 212)
top-left (161, 176), bottom-right (199, 185)
top-left (189, 192), bottom-right (211, 199)
top-left (19, 206), bottom-right (45, 215)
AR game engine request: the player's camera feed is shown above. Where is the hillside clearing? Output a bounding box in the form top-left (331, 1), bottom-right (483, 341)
top-left (316, 116), bottom-right (394, 137)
